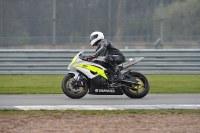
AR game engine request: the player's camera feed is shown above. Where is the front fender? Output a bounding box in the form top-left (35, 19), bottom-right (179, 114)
top-left (67, 71), bottom-right (79, 79)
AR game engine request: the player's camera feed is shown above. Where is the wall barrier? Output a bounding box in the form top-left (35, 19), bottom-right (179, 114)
top-left (0, 49), bottom-right (200, 74)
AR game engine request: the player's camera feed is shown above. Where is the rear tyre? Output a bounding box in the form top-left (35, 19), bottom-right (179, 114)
top-left (123, 71), bottom-right (150, 98)
top-left (62, 73), bottom-right (88, 99)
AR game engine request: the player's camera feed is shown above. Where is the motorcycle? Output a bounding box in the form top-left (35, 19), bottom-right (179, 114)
top-left (62, 51), bottom-right (150, 99)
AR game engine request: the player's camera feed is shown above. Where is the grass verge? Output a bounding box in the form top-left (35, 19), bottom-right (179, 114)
top-left (0, 74), bottom-right (199, 94)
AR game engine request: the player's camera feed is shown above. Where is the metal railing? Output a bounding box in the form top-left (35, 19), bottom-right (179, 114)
top-left (0, 49), bottom-right (200, 74)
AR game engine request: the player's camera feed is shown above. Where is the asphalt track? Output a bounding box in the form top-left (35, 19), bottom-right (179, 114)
top-left (0, 94), bottom-right (200, 110)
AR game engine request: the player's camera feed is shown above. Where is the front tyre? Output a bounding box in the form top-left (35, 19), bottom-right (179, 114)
top-left (123, 71), bottom-right (150, 98)
top-left (62, 73), bottom-right (88, 99)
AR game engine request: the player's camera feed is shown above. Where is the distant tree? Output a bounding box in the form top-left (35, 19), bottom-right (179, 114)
top-left (3, 0), bottom-right (30, 45)
top-left (153, 0), bottom-right (200, 37)
top-left (121, 0), bottom-right (160, 38)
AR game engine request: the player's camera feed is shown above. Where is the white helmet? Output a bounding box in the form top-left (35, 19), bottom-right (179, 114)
top-left (90, 31), bottom-right (104, 46)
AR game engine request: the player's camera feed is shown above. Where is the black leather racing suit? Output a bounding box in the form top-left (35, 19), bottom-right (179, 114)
top-left (94, 39), bottom-right (125, 72)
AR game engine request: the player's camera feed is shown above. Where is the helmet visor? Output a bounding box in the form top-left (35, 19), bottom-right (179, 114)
top-left (90, 34), bottom-right (98, 42)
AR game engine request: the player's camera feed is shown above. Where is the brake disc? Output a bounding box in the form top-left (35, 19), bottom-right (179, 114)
top-left (67, 79), bottom-right (82, 93)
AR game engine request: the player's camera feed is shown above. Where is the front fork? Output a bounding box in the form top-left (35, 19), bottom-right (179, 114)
top-left (69, 72), bottom-right (84, 88)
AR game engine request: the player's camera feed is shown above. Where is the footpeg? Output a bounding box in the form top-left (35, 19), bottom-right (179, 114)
top-left (109, 83), bottom-right (116, 88)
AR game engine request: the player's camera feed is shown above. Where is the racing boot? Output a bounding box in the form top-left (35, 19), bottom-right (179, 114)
top-left (115, 66), bottom-right (124, 82)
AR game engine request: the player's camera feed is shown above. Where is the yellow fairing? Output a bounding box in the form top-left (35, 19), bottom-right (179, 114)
top-left (76, 64), bottom-right (108, 79)
top-left (69, 56), bottom-right (78, 67)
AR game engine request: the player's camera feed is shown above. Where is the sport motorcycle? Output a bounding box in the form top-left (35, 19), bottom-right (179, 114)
top-left (62, 51), bottom-right (150, 99)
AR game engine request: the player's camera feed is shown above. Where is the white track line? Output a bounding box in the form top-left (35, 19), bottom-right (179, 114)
top-left (0, 105), bottom-right (200, 110)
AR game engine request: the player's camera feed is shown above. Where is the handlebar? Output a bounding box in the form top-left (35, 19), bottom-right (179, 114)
top-left (79, 55), bottom-right (89, 61)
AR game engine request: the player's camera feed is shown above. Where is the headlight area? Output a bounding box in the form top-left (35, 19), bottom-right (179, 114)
top-left (68, 56), bottom-right (78, 68)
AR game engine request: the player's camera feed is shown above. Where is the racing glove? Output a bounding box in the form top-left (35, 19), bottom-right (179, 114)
top-left (87, 55), bottom-right (96, 60)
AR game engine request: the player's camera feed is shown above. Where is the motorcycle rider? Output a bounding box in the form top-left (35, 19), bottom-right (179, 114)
top-left (87, 31), bottom-right (125, 82)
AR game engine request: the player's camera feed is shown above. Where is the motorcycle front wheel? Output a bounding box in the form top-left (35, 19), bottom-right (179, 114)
top-left (62, 73), bottom-right (88, 99)
top-left (123, 71), bottom-right (150, 98)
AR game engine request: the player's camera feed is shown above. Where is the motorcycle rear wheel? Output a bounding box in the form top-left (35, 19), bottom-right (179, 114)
top-left (123, 71), bottom-right (150, 98)
top-left (62, 73), bottom-right (88, 99)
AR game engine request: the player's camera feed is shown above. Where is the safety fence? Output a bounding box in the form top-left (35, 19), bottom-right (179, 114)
top-left (0, 49), bottom-right (200, 74)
